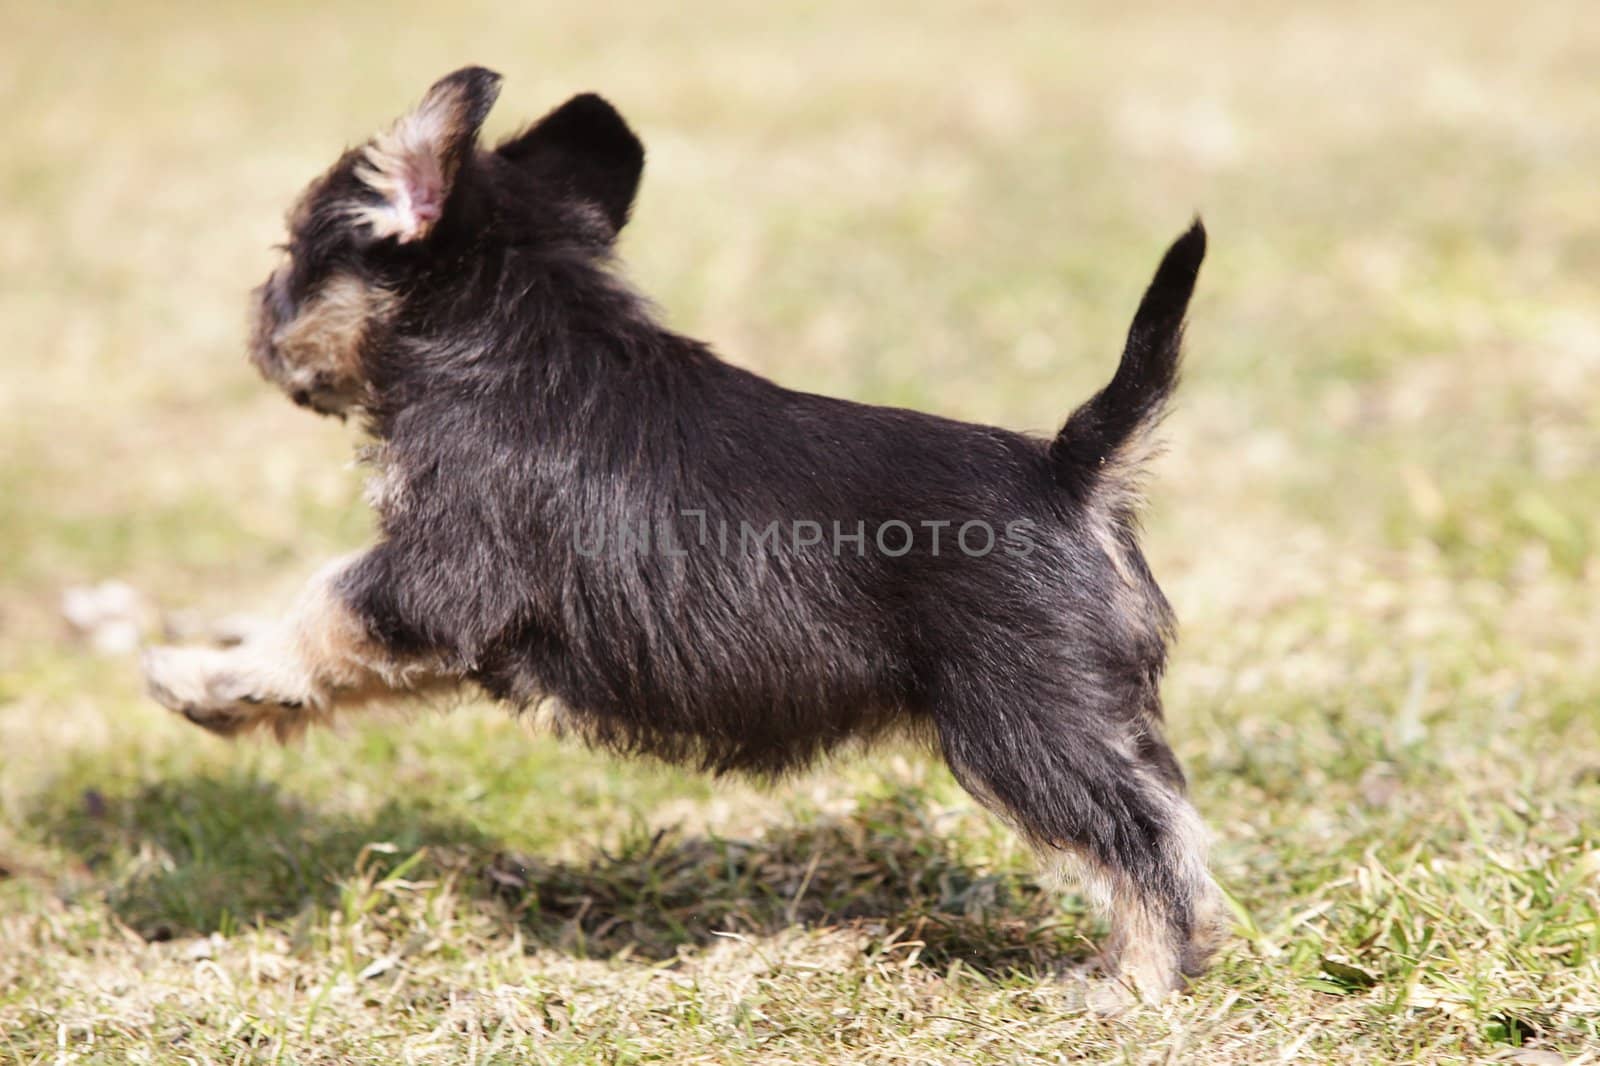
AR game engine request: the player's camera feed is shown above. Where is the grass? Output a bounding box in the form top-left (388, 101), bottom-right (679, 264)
top-left (3, 0), bottom-right (1599, 1061)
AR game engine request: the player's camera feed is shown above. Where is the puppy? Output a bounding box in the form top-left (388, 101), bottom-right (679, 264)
top-left (143, 67), bottom-right (1224, 1000)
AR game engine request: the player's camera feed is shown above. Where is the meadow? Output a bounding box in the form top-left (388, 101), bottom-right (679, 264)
top-left (2, 1), bottom-right (1598, 1061)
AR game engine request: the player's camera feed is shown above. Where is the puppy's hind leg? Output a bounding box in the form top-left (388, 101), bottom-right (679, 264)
top-left (143, 553), bottom-right (450, 740)
top-left (930, 678), bottom-right (1223, 1004)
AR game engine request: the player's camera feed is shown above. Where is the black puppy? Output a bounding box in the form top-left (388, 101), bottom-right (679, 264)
top-left (143, 67), bottom-right (1224, 1000)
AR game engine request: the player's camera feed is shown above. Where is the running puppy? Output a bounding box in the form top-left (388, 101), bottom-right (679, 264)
top-left (144, 67), bottom-right (1225, 1001)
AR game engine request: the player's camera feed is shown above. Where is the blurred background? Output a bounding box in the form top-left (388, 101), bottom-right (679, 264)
top-left (2, 2), bottom-right (1597, 1060)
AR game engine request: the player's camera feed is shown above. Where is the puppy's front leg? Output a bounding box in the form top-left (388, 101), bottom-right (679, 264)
top-left (143, 553), bottom-right (445, 740)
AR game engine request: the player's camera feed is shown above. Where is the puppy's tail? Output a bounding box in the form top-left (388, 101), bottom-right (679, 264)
top-left (1048, 219), bottom-right (1205, 502)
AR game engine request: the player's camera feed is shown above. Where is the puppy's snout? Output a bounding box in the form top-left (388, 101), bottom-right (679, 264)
top-left (290, 387), bottom-right (313, 408)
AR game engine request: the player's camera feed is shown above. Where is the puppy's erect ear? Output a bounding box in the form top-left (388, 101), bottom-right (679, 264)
top-left (497, 94), bottom-right (645, 233)
top-left (352, 66), bottom-right (503, 243)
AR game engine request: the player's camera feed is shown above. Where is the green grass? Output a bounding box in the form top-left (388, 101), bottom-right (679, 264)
top-left (3, 0), bottom-right (1600, 1061)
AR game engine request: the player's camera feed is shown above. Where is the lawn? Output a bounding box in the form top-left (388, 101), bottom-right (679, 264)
top-left (2, 1), bottom-right (1598, 1062)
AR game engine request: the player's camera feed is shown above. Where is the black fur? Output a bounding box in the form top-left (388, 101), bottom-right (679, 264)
top-left (231, 68), bottom-right (1222, 992)
top-left (497, 92), bottom-right (645, 233)
top-left (1051, 220), bottom-right (1203, 492)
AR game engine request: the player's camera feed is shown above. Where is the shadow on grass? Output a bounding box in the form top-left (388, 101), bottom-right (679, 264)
top-left (36, 772), bottom-right (1089, 977)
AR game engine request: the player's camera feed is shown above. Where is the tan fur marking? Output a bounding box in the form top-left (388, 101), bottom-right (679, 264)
top-left (1040, 852), bottom-right (1180, 1003)
top-left (1098, 425), bottom-right (1162, 514)
top-left (1167, 798), bottom-right (1229, 973)
top-left (274, 275), bottom-right (393, 390)
top-left (524, 694), bottom-right (579, 736)
top-left (1085, 504), bottom-right (1163, 645)
top-left (1028, 777), bottom-right (1223, 1004)
top-left (1086, 421), bottom-right (1166, 630)
top-left (1089, 513), bottom-right (1138, 589)
top-left (143, 554), bottom-right (451, 741)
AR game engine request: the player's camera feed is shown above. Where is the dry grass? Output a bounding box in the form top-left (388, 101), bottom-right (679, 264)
top-left (3, 1), bottom-right (1599, 1062)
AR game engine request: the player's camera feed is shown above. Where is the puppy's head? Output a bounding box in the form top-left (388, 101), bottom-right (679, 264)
top-left (249, 66), bottom-right (645, 416)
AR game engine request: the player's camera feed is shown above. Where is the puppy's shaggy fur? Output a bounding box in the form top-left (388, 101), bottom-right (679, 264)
top-left (144, 67), bottom-right (1224, 1000)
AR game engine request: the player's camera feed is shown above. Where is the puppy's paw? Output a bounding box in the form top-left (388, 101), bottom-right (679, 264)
top-left (142, 646), bottom-right (307, 738)
top-left (1096, 957), bottom-right (1184, 1011)
top-left (1083, 976), bottom-right (1142, 1016)
top-left (1052, 958), bottom-right (1158, 1016)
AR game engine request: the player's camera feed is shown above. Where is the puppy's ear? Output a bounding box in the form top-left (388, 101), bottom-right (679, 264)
top-left (497, 94), bottom-right (645, 234)
top-left (352, 66), bottom-right (503, 243)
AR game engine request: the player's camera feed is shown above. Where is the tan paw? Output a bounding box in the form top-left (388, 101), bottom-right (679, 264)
top-left (142, 646), bottom-right (307, 737)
